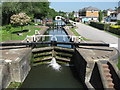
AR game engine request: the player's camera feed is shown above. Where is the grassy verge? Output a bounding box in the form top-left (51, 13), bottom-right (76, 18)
top-left (69, 27), bottom-right (91, 41)
top-left (7, 82), bottom-right (21, 89)
top-left (70, 27), bottom-right (80, 36)
top-left (105, 31), bottom-right (120, 38)
top-left (117, 56), bottom-right (120, 70)
top-left (0, 25), bottom-right (41, 42)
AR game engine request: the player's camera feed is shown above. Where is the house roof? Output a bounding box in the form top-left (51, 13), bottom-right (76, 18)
top-left (107, 8), bottom-right (113, 11)
top-left (81, 6), bottom-right (99, 12)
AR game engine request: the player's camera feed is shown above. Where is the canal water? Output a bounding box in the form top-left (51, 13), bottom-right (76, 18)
top-left (20, 21), bottom-right (83, 89)
top-left (20, 64), bottom-right (83, 88)
top-left (44, 28), bottom-right (71, 48)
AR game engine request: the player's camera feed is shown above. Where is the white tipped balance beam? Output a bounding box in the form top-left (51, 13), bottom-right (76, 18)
top-left (109, 44), bottom-right (118, 48)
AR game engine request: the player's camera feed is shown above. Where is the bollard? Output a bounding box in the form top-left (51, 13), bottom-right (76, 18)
top-left (51, 41), bottom-right (57, 46)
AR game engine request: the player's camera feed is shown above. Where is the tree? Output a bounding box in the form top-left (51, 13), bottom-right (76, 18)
top-left (46, 8), bottom-right (58, 19)
top-left (10, 13), bottom-right (31, 30)
top-left (32, 2), bottom-right (50, 19)
top-left (2, 2), bottom-right (20, 25)
top-left (2, 2), bottom-right (50, 25)
top-left (98, 10), bottom-right (103, 22)
top-left (58, 11), bottom-right (66, 17)
top-left (68, 12), bottom-right (74, 20)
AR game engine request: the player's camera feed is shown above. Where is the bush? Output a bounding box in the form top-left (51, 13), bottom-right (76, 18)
top-left (28, 22), bottom-right (34, 25)
top-left (5, 24), bottom-right (12, 31)
top-left (109, 25), bottom-right (120, 35)
top-left (2, 24), bottom-right (12, 31)
top-left (89, 22), bottom-right (120, 35)
top-left (66, 23), bottom-right (73, 26)
top-left (90, 22), bottom-right (109, 30)
top-left (10, 13), bottom-right (31, 26)
top-left (117, 20), bottom-right (120, 25)
top-left (110, 25), bottom-right (120, 28)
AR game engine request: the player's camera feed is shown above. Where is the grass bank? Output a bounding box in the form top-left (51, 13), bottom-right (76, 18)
top-left (0, 25), bottom-right (41, 42)
top-left (117, 56), bottom-right (120, 70)
top-left (7, 82), bottom-right (21, 88)
top-left (69, 27), bottom-right (91, 41)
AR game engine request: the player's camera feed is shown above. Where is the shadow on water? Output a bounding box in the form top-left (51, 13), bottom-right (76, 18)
top-left (69, 65), bottom-right (88, 90)
top-left (20, 64), bottom-right (84, 89)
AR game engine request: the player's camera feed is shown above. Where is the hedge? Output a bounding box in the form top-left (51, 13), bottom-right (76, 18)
top-left (109, 26), bottom-right (120, 35)
top-left (117, 20), bottom-right (120, 25)
top-left (89, 21), bottom-right (109, 30)
top-left (89, 22), bottom-right (120, 35)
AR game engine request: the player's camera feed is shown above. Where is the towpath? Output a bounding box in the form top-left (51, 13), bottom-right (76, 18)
top-left (74, 22), bottom-right (119, 51)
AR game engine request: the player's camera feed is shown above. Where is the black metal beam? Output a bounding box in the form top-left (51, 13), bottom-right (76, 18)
top-left (0, 41), bottom-right (110, 47)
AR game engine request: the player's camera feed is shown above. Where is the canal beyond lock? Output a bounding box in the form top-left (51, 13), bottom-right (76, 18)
top-left (20, 21), bottom-right (83, 88)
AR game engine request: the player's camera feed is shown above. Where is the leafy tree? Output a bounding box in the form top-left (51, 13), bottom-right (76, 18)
top-left (58, 11), bottom-right (67, 17)
top-left (47, 8), bottom-right (58, 19)
top-left (2, 1), bottom-right (50, 25)
top-left (10, 13), bottom-right (31, 30)
top-left (98, 10), bottom-right (103, 22)
top-left (68, 12), bottom-right (74, 20)
top-left (32, 2), bottom-right (50, 19)
top-left (2, 2), bottom-right (19, 25)
top-left (102, 10), bottom-right (107, 16)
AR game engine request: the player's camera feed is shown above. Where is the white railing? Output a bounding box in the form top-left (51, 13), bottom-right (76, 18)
top-left (22, 30), bottom-right (84, 43)
top-left (23, 34), bottom-right (84, 43)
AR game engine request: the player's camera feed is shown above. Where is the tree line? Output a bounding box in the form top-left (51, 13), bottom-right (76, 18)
top-left (2, 2), bottom-right (58, 25)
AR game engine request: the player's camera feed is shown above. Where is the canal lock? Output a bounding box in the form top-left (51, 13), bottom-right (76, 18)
top-left (20, 22), bottom-right (84, 88)
top-left (32, 46), bottom-right (75, 66)
top-left (31, 21), bottom-right (75, 66)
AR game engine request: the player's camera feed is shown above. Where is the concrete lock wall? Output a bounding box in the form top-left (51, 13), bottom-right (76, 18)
top-left (89, 63), bottom-right (104, 89)
top-left (0, 48), bottom-right (32, 89)
top-left (9, 49), bottom-right (31, 82)
top-left (0, 62), bottom-right (11, 89)
top-left (107, 62), bottom-right (120, 89)
top-left (71, 49), bottom-right (87, 83)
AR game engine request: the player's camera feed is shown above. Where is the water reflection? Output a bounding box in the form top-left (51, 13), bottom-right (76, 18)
top-left (43, 28), bottom-right (71, 48)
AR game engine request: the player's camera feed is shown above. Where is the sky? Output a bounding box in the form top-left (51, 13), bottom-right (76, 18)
top-left (50, 2), bottom-right (119, 12)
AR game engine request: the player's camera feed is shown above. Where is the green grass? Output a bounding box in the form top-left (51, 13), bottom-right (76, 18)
top-left (117, 56), bottom-right (120, 70)
top-left (0, 25), bottom-right (41, 42)
top-left (7, 82), bottom-right (21, 88)
top-left (105, 31), bottom-right (120, 38)
top-left (69, 27), bottom-right (91, 41)
top-left (70, 27), bottom-right (80, 36)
